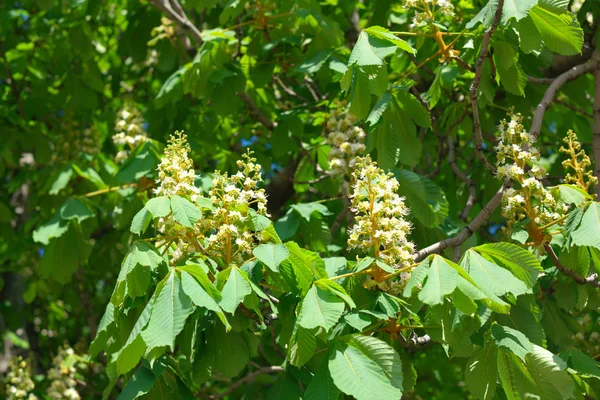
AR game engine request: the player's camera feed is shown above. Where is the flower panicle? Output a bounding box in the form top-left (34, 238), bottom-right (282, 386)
top-left (4, 357), bottom-right (37, 400)
top-left (559, 129), bottom-right (598, 193)
top-left (154, 131), bottom-right (200, 201)
top-left (494, 113), bottom-right (568, 237)
top-left (326, 101), bottom-right (366, 175)
top-left (347, 156), bottom-right (415, 273)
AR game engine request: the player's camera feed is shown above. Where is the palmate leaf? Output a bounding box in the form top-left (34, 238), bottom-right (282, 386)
top-left (180, 271), bottom-right (229, 329)
top-left (115, 297), bottom-right (154, 375)
top-left (497, 349), bottom-right (537, 400)
top-left (297, 284), bottom-right (345, 331)
top-left (467, 0), bottom-right (538, 28)
top-left (141, 271), bottom-right (194, 351)
top-left (170, 195), bottom-right (202, 227)
top-left (328, 336), bottom-right (402, 400)
top-left (305, 356), bottom-right (341, 400)
top-left (287, 324), bottom-right (316, 367)
top-left (461, 250), bottom-right (528, 299)
top-left (253, 243), bottom-right (290, 272)
top-left (218, 266), bottom-right (252, 314)
top-left (416, 255), bottom-right (459, 306)
top-left (466, 342), bottom-right (498, 400)
top-left (529, 5), bottom-right (584, 56)
top-left (395, 169), bottom-right (449, 228)
top-left (491, 323), bottom-right (534, 362)
top-left (571, 202), bottom-right (600, 249)
top-left (473, 242), bottom-right (543, 288)
top-left (525, 345), bottom-right (574, 400)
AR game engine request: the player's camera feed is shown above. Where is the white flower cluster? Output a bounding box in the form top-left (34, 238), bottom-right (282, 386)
top-left (47, 347), bottom-right (81, 400)
top-left (405, 0), bottom-right (454, 28)
top-left (204, 152), bottom-right (269, 265)
top-left (113, 104), bottom-right (148, 163)
top-left (348, 156), bottom-right (415, 270)
top-left (325, 103), bottom-right (366, 175)
top-left (4, 357), bottom-right (37, 400)
top-left (495, 114), bottom-right (566, 229)
top-left (152, 133), bottom-right (269, 267)
top-left (154, 131), bottom-right (200, 201)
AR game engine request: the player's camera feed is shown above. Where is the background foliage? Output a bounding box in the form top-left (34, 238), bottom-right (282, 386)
top-left (1, 0), bottom-right (600, 399)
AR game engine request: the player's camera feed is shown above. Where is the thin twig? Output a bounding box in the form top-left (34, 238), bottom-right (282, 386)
top-left (274, 76), bottom-right (309, 103)
top-left (555, 98), bottom-right (593, 118)
top-left (149, 0), bottom-right (203, 44)
top-left (544, 244), bottom-right (600, 288)
top-left (530, 51), bottom-right (600, 138)
top-left (528, 76), bottom-right (554, 85)
top-left (468, 0), bottom-right (504, 175)
top-left (415, 184), bottom-right (507, 261)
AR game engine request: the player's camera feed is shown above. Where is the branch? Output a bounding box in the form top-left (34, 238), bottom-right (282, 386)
top-left (206, 366), bottom-right (284, 398)
top-left (544, 244), bottom-right (600, 288)
top-left (594, 67), bottom-right (600, 197)
top-left (527, 76), bottom-right (554, 85)
top-left (530, 50), bottom-right (600, 138)
top-left (238, 92), bottom-right (277, 130)
top-left (415, 184), bottom-right (507, 261)
top-left (149, 0), bottom-right (203, 44)
top-left (468, 0), bottom-right (504, 175)
top-left (555, 98), bottom-right (593, 118)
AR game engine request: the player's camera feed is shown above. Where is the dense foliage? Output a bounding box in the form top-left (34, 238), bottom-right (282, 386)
top-left (2, 0), bottom-right (600, 399)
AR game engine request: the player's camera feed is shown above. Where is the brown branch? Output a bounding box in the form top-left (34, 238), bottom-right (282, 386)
top-left (530, 51), bottom-right (600, 138)
top-left (239, 92), bottom-right (277, 130)
top-left (544, 244), bottom-right (600, 288)
top-left (415, 184), bottom-right (507, 261)
top-left (555, 98), bottom-right (593, 118)
top-left (527, 76), bottom-right (554, 85)
top-left (594, 68), bottom-right (600, 197)
top-left (274, 76), bottom-right (309, 103)
top-left (468, 0), bottom-right (504, 175)
top-left (149, 0), bottom-right (203, 44)
top-left (206, 366), bottom-right (284, 398)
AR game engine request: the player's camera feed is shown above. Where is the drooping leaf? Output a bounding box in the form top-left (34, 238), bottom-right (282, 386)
top-left (170, 195), bottom-right (202, 227)
top-left (297, 284), bottom-right (345, 331)
top-left (219, 267), bottom-right (252, 314)
top-left (141, 272), bottom-right (194, 351)
top-left (253, 243), bottom-right (290, 272)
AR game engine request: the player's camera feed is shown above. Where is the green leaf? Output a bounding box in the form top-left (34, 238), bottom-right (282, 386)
top-left (467, 0), bottom-right (539, 28)
top-left (473, 242), bottom-right (543, 288)
top-left (170, 195), bottom-right (202, 228)
top-left (33, 213), bottom-right (69, 245)
top-left (38, 222), bottom-right (92, 284)
top-left (466, 343), bottom-right (498, 400)
top-left (557, 184), bottom-right (590, 205)
top-left (115, 297), bottom-right (153, 375)
top-left (267, 370), bottom-right (303, 400)
top-left (253, 244), bottom-right (290, 272)
top-left (328, 337), bottom-right (402, 400)
top-left (462, 250), bottom-right (529, 299)
top-left (348, 31), bottom-right (395, 66)
top-left (396, 90), bottom-right (431, 128)
top-left (561, 348), bottom-right (600, 379)
top-left (529, 5), bottom-right (584, 56)
top-left (571, 202), bottom-right (600, 249)
top-left (305, 356), bottom-right (341, 400)
top-left (145, 196), bottom-right (171, 217)
top-left (418, 255), bottom-right (460, 306)
top-left (315, 279), bottom-right (356, 308)
top-left (180, 271), bottom-right (227, 324)
top-left (298, 284), bottom-right (345, 331)
top-left (290, 202), bottom-right (331, 221)
top-left (395, 169), bottom-right (449, 227)
top-left (497, 349), bottom-right (537, 400)
top-left (210, 324), bottom-right (249, 378)
top-left (156, 67), bottom-right (184, 108)
top-left (141, 272), bottom-right (194, 351)
top-left (60, 197), bottom-right (95, 222)
top-left (131, 207), bottom-right (152, 235)
top-left (493, 41), bottom-right (527, 96)
top-left (118, 365), bottom-right (161, 400)
top-left (491, 323), bottom-right (534, 361)
top-left (219, 267), bottom-right (252, 314)
top-left (348, 335), bottom-right (403, 391)
top-left (363, 26), bottom-right (415, 55)
top-left (285, 241), bottom-right (327, 295)
top-left (132, 241), bottom-right (163, 270)
top-left (525, 345), bottom-right (574, 400)
top-left (343, 66), bottom-right (371, 120)
top-left (288, 324), bottom-right (317, 367)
